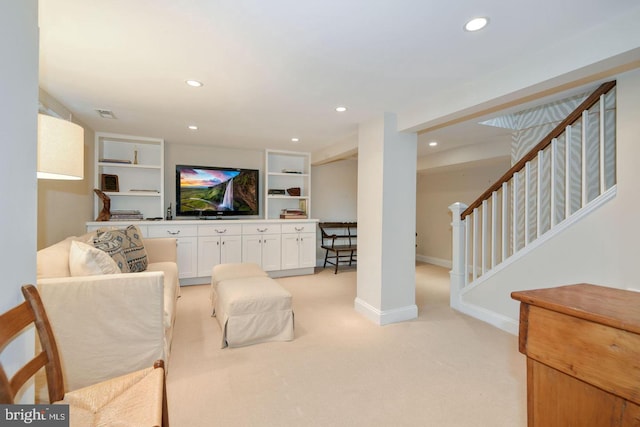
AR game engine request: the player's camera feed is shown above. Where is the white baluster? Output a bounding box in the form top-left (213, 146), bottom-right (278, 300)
top-left (502, 182), bottom-right (508, 262)
top-left (491, 191), bottom-right (497, 269)
top-left (599, 94), bottom-right (605, 194)
top-left (551, 138), bottom-right (557, 228)
top-left (537, 150), bottom-right (543, 238)
top-left (513, 172), bottom-right (519, 253)
top-left (582, 110), bottom-right (588, 207)
top-left (565, 125), bottom-right (572, 219)
top-left (473, 207), bottom-right (478, 281)
top-left (482, 200), bottom-right (488, 275)
top-left (525, 161), bottom-right (531, 246)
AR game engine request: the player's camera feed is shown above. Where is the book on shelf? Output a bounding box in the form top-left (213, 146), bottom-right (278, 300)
top-left (280, 208), bottom-right (307, 219)
top-left (110, 209), bottom-right (143, 221)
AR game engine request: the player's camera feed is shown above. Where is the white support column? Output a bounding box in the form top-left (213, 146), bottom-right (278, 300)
top-left (449, 202), bottom-right (468, 310)
top-left (355, 113), bottom-right (417, 325)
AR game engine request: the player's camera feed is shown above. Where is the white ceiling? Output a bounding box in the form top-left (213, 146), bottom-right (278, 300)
top-left (38, 0), bottom-right (640, 163)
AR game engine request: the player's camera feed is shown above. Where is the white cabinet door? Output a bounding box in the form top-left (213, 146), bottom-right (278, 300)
top-left (242, 235), bottom-right (264, 266)
top-left (281, 232), bottom-right (316, 269)
top-left (220, 235), bottom-right (242, 264)
top-left (299, 232), bottom-right (317, 268)
top-left (197, 236), bottom-right (221, 277)
top-left (281, 233), bottom-right (300, 270)
top-left (261, 234), bottom-right (281, 271)
top-left (177, 236), bottom-right (198, 278)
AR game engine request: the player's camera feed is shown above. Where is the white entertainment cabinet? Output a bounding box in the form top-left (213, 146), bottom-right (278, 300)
top-left (86, 219), bottom-right (318, 285)
top-left (88, 137), bottom-right (317, 285)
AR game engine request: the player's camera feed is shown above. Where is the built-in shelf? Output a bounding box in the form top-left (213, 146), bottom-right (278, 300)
top-left (94, 132), bottom-right (165, 220)
top-left (265, 150), bottom-right (311, 219)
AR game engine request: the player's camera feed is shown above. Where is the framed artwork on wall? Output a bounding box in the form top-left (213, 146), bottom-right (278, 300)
top-left (101, 174), bottom-right (119, 192)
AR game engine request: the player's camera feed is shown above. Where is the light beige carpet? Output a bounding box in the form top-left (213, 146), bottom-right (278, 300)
top-left (167, 263), bottom-right (527, 426)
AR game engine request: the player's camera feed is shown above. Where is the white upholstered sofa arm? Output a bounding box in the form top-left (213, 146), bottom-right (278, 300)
top-left (37, 272), bottom-right (166, 392)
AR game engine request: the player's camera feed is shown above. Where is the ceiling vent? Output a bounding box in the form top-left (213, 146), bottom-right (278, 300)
top-left (95, 109), bottom-right (116, 119)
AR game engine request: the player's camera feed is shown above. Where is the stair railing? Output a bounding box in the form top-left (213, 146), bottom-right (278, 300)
top-left (449, 81), bottom-right (617, 308)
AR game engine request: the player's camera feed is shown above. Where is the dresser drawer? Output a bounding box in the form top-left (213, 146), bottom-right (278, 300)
top-left (281, 222), bottom-right (316, 234)
top-left (147, 224), bottom-right (198, 238)
top-left (197, 224), bottom-right (242, 236)
top-left (241, 223), bottom-right (282, 235)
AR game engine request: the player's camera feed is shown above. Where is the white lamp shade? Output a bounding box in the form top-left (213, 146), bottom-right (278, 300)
top-left (37, 113), bottom-right (85, 180)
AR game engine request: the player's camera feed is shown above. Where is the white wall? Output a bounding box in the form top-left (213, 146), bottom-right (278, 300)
top-left (416, 158), bottom-right (510, 266)
top-left (0, 0), bottom-right (38, 403)
top-left (311, 158), bottom-right (357, 222)
top-left (463, 68), bottom-right (640, 325)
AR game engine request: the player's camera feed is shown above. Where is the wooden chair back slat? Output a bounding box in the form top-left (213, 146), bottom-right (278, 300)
top-left (0, 285), bottom-right (65, 404)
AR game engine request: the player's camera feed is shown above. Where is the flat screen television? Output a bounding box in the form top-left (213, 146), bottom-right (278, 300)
top-left (175, 165), bottom-right (259, 218)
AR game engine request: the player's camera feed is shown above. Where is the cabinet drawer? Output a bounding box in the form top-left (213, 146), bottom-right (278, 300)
top-left (197, 224), bottom-right (242, 236)
top-left (241, 223), bottom-right (282, 235)
top-left (147, 224), bottom-right (198, 238)
top-left (281, 222), bottom-right (316, 234)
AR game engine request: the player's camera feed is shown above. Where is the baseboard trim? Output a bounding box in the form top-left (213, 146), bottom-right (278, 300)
top-left (354, 298), bottom-right (418, 325)
top-left (455, 300), bottom-right (519, 336)
top-left (415, 254), bottom-right (452, 269)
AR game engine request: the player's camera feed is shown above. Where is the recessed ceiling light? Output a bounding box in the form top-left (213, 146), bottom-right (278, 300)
top-left (464, 17), bottom-right (489, 32)
top-left (429, 141), bottom-right (438, 147)
top-left (185, 80), bottom-right (203, 87)
top-left (335, 106), bottom-right (347, 112)
top-left (188, 125), bottom-right (198, 130)
top-left (291, 137), bottom-right (300, 143)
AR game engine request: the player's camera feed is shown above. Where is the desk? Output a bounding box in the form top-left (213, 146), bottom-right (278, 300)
top-left (512, 284), bottom-right (640, 426)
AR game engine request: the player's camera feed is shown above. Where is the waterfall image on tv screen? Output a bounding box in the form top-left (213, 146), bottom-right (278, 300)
top-left (176, 165), bottom-right (258, 216)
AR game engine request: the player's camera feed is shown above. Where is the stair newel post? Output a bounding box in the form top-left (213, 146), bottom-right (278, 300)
top-left (449, 202), bottom-right (468, 310)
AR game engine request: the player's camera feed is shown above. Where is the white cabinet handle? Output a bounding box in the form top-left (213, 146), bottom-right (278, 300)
top-left (167, 230), bottom-right (180, 235)
top-left (257, 228), bottom-right (267, 232)
top-left (215, 229), bottom-right (227, 234)
top-left (295, 226), bottom-right (304, 232)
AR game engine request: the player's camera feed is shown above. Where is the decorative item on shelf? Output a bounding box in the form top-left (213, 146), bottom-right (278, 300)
top-left (298, 199), bottom-right (307, 214)
top-left (133, 148), bottom-right (138, 165)
top-left (93, 189), bottom-right (111, 221)
top-left (99, 158), bottom-right (132, 164)
top-left (282, 169), bottom-right (302, 174)
top-left (286, 187), bottom-right (301, 196)
top-left (280, 208), bottom-right (307, 219)
top-left (101, 174), bottom-right (119, 192)
top-left (166, 203), bottom-right (172, 221)
top-left (268, 189), bottom-right (286, 195)
top-left (130, 189), bottom-right (159, 193)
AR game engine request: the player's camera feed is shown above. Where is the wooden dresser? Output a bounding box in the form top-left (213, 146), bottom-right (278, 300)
top-left (512, 284), bottom-right (640, 426)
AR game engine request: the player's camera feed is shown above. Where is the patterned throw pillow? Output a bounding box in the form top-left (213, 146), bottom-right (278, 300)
top-left (93, 234), bottom-right (131, 273)
top-left (95, 225), bottom-right (148, 272)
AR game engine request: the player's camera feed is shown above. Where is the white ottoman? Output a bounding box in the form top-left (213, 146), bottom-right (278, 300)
top-left (211, 263), bottom-right (294, 348)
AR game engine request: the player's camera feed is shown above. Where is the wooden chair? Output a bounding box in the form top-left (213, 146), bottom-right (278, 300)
top-left (319, 222), bottom-right (357, 274)
top-left (0, 284), bottom-right (169, 426)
